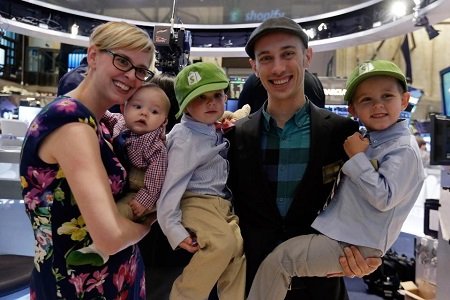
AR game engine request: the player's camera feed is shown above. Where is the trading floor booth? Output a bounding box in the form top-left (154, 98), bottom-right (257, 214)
top-left (0, 127), bottom-right (34, 298)
top-left (428, 112), bottom-right (450, 300)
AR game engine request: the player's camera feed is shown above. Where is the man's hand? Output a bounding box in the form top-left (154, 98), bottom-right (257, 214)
top-left (327, 246), bottom-right (382, 278)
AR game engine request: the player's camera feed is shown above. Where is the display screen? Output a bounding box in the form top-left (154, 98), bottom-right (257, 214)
top-left (440, 67), bottom-right (450, 116)
top-left (228, 76), bottom-right (247, 100)
top-left (325, 104), bottom-right (351, 118)
top-left (68, 53), bottom-right (86, 72)
top-left (400, 111), bottom-right (412, 124)
top-left (225, 99), bottom-right (239, 112)
top-left (430, 114), bottom-right (450, 165)
top-left (0, 48), bottom-right (5, 77)
top-left (408, 86), bottom-right (423, 106)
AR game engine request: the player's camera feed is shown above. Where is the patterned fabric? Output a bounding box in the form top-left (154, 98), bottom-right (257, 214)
top-left (320, 167), bottom-right (342, 213)
top-left (20, 97), bottom-right (146, 300)
top-left (101, 111), bottom-right (167, 210)
top-left (260, 101), bottom-right (311, 217)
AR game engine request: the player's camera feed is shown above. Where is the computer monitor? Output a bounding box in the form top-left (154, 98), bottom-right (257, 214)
top-left (440, 66), bottom-right (450, 116)
top-left (68, 53), bottom-right (87, 72)
top-left (225, 99), bottom-right (239, 112)
top-left (228, 76), bottom-right (247, 100)
top-left (324, 104), bottom-right (351, 118)
top-left (406, 85), bottom-right (424, 113)
top-left (430, 114), bottom-right (450, 165)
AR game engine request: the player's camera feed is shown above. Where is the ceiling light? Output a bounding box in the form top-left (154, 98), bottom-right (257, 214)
top-left (372, 21), bottom-right (382, 28)
top-left (304, 28), bottom-right (317, 39)
top-left (391, 2), bottom-right (407, 19)
top-left (71, 23), bottom-right (79, 35)
top-left (318, 23), bottom-right (328, 31)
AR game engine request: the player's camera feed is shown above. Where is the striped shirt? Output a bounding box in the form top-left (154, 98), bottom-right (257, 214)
top-left (261, 101), bottom-right (311, 217)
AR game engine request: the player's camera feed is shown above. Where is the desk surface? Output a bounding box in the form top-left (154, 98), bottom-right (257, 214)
top-left (439, 167), bottom-right (450, 242)
top-left (439, 188), bottom-right (450, 241)
top-left (0, 148), bottom-right (21, 164)
top-left (0, 148), bottom-right (21, 199)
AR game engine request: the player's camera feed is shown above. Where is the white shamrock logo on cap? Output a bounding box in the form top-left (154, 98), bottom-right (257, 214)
top-left (188, 71), bottom-right (202, 86)
top-left (359, 62), bottom-right (374, 75)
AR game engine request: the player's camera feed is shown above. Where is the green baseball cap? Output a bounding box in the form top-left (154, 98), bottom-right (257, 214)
top-left (175, 62), bottom-right (229, 118)
top-left (344, 60), bottom-right (407, 102)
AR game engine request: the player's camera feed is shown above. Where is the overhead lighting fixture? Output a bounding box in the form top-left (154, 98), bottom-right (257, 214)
top-left (372, 21), bottom-right (382, 28)
top-left (414, 15), bottom-right (439, 40)
top-left (304, 28), bottom-right (317, 39)
top-left (425, 23), bottom-right (440, 40)
top-left (412, 0), bottom-right (439, 40)
top-left (318, 23), bottom-right (328, 32)
top-left (390, 1), bottom-right (407, 19)
top-left (71, 23), bottom-right (79, 36)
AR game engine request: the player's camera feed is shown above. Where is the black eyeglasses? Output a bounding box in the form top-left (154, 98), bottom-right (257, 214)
top-left (103, 49), bottom-right (154, 82)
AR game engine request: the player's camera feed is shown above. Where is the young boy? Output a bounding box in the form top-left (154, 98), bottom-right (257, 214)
top-left (67, 83), bottom-right (171, 266)
top-left (247, 60), bottom-right (426, 300)
top-left (157, 62), bottom-right (246, 300)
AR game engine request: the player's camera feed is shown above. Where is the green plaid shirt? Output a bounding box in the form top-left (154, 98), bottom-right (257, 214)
top-left (261, 101), bottom-right (311, 217)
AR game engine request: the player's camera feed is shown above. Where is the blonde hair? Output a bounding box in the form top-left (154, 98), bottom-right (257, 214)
top-left (90, 21), bottom-right (155, 66)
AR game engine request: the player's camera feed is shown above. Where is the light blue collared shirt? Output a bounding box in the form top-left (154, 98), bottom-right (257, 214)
top-left (312, 120), bottom-right (426, 253)
top-left (157, 114), bottom-right (230, 249)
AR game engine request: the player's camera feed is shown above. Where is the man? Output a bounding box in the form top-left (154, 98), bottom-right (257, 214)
top-left (227, 16), bottom-right (381, 299)
top-left (237, 69), bottom-right (325, 113)
top-left (57, 56), bottom-right (88, 95)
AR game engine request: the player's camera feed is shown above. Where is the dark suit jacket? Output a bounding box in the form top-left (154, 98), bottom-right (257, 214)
top-left (227, 102), bottom-right (359, 299)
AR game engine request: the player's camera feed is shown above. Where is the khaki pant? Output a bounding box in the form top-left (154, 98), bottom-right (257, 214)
top-left (247, 234), bottom-right (383, 300)
top-left (116, 167), bottom-right (156, 223)
top-left (170, 192), bottom-right (246, 300)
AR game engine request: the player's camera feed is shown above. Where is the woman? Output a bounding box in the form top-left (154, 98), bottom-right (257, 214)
top-left (20, 21), bottom-right (155, 299)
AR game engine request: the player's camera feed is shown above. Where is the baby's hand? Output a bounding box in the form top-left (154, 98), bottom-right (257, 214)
top-left (129, 199), bottom-right (148, 217)
top-left (343, 132), bottom-right (369, 158)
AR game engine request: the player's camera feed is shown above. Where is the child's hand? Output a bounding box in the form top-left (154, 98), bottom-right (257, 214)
top-left (129, 199), bottom-right (148, 217)
top-left (343, 132), bottom-right (370, 158)
top-left (217, 104), bottom-right (251, 129)
top-left (178, 236), bottom-right (199, 253)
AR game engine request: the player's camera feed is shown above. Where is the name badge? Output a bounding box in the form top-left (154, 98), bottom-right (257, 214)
top-left (322, 160), bottom-right (343, 184)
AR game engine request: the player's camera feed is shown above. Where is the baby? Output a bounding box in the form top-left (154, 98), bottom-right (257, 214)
top-left (67, 83), bottom-right (170, 266)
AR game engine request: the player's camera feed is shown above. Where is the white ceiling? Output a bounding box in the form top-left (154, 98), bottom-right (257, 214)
top-left (1, 0), bottom-right (449, 57)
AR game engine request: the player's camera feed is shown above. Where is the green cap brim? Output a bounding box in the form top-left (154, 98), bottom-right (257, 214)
top-left (345, 71), bottom-right (407, 102)
top-left (175, 81), bottom-right (230, 118)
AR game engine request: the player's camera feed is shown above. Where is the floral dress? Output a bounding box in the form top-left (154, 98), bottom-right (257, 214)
top-left (20, 97), bottom-right (146, 300)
